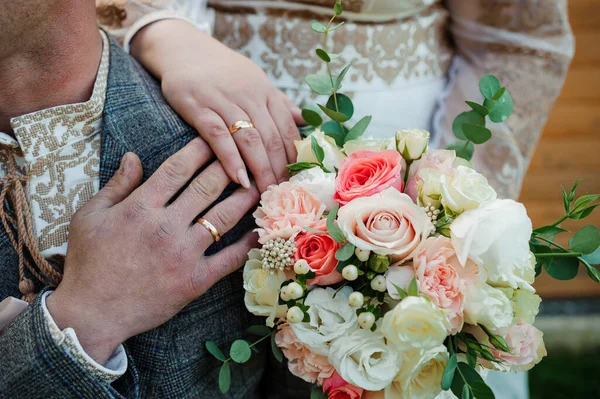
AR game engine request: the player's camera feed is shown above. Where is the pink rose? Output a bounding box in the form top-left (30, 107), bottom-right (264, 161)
top-left (413, 237), bottom-right (466, 334)
top-left (335, 150), bottom-right (404, 205)
top-left (493, 323), bottom-right (547, 372)
top-left (295, 220), bottom-right (343, 286)
top-left (275, 323), bottom-right (335, 384)
top-left (405, 149), bottom-right (456, 202)
top-left (337, 188), bottom-right (434, 264)
top-left (253, 182), bottom-right (326, 244)
top-left (323, 371), bottom-right (364, 399)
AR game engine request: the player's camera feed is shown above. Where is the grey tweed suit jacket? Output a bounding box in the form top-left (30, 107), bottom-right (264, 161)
top-left (0, 36), bottom-right (310, 399)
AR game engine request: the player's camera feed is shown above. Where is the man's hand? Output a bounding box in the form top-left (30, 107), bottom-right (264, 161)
top-left (47, 138), bottom-right (259, 364)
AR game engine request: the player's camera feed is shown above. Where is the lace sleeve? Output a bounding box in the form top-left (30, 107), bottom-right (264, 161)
top-left (96, 0), bottom-right (212, 48)
top-left (432, 0), bottom-right (574, 199)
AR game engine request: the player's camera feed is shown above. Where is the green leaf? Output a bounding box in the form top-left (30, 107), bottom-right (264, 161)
top-left (311, 135), bottom-right (325, 164)
top-left (246, 325), bottom-right (272, 336)
top-left (570, 225), bottom-right (600, 255)
top-left (479, 74), bottom-right (501, 100)
top-left (452, 111), bottom-right (484, 141)
top-left (568, 179), bottom-right (582, 202)
top-left (311, 386), bottom-right (328, 399)
top-left (205, 341), bottom-right (226, 361)
top-left (310, 21), bottom-right (327, 33)
top-left (582, 246), bottom-right (600, 265)
top-left (480, 324), bottom-right (511, 352)
top-left (466, 348), bottom-right (477, 368)
top-left (316, 48), bottom-right (331, 62)
top-left (302, 108), bottom-right (323, 127)
top-left (462, 123), bottom-right (492, 144)
top-left (390, 282), bottom-right (408, 299)
top-left (318, 104), bottom-right (349, 123)
top-left (329, 21), bottom-right (345, 32)
top-left (326, 203), bottom-right (346, 243)
top-left (321, 121), bottom-right (348, 147)
top-left (219, 362), bottom-right (231, 393)
top-left (271, 333), bottom-right (283, 362)
top-left (335, 64), bottom-right (352, 90)
top-left (492, 87), bottom-right (506, 101)
top-left (333, 1), bottom-right (343, 16)
top-left (408, 276), bottom-right (419, 296)
top-left (442, 354), bottom-right (458, 390)
top-left (571, 204), bottom-right (600, 220)
top-left (462, 384), bottom-right (470, 399)
top-left (465, 101), bottom-right (489, 116)
top-left (562, 186), bottom-right (570, 213)
top-left (545, 250), bottom-right (579, 280)
top-left (580, 258), bottom-right (600, 283)
top-left (533, 226), bottom-right (569, 239)
top-left (336, 242), bottom-right (355, 261)
top-left (326, 93), bottom-right (354, 120)
top-left (305, 73), bottom-right (332, 95)
top-left (456, 363), bottom-right (495, 399)
top-left (287, 162), bottom-right (319, 173)
top-left (484, 91), bottom-right (514, 123)
top-left (445, 141), bottom-right (475, 161)
top-left (345, 115), bottom-right (372, 142)
top-left (230, 340), bottom-right (252, 363)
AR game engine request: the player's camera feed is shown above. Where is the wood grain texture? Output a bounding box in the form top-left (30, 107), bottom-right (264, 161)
top-left (521, 1), bottom-right (600, 298)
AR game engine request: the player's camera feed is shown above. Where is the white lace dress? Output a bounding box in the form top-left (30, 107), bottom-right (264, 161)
top-left (97, 1), bottom-right (574, 397)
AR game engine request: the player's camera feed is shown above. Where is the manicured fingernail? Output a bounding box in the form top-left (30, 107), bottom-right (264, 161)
top-left (237, 169), bottom-right (251, 189)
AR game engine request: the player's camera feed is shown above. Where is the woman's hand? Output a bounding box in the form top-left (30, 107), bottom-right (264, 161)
top-left (130, 19), bottom-right (304, 192)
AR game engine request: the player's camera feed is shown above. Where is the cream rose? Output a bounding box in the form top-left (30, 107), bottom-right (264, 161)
top-left (396, 129), bottom-right (430, 160)
top-left (337, 188), bottom-right (434, 264)
top-left (502, 288), bottom-right (541, 324)
top-left (328, 328), bottom-right (400, 391)
top-left (450, 199), bottom-right (533, 290)
top-left (440, 166), bottom-right (497, 214)
top-left (343, 136), bottom-right (395, 155)
top-left (289, 287), bottom-right (358, 356)
top-left (295, 129), bottom-right (346, 171)
top-left (289, 167), bottom-right (337, 210)
top-left (381, 296), bottom-right (451, 351)
top-left (243, 249), bottom-right (294, 327)
top-left (463, 282), bottom-right (513, 330)
top-left (385, 346), bottom-right (449, 399)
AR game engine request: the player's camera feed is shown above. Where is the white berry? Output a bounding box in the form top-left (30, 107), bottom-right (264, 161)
top-left (358, 312), bottom-right (375, 329)
top-left (355, 248), bottom-right (370, 262)
top-left (294, 259), bottom-right (310, 275)
top-left (342, 265), bottom-right (359, 281)
top-left (370, 275), bottom-right (387, 292)
top-left (287, 282), bottom-right (304, 300)
top-left (349, 292), bottom-right (364, 308)
top-left (287, 306), bottom-right (304, 323)
top-left (280, 286), bottom-right (291, 302)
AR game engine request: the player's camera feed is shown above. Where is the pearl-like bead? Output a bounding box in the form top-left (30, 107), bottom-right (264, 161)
top-left (287, 282), bottom-right (304, 300)
top-left (294, 259), bottom-right (310, 275)
top-left (342, 265), bottom-right (359, 281)
top-left (280, 286), bottom-right (291, 302)
top-left (358, 312), bottom-right (375, 330)
top-left (287, 306), bottom-right (304, 323)
top-left (370, 275), bottom-right (387, 292)
top-left (348, 292), bottom-right (364, 308)
top-left (355, 248), bottom-right (370, 262)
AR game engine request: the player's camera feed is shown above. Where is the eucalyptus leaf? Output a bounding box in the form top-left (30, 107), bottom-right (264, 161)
top-left (311, 135), bottom-right (325, 163)
top-left (462, 123), bottom-right (492, 144)
top-left (327, 93), bottom-right (354, 120)
top-left (318, 104), bottom-right (349, 123)
top-left (545, 250), bottom-right (579, 280)
top-left (310, 21), bottom-right (327, 33)
top-left (569, 225), bottom-right (600, 255)
top-left (219, 362), bottom-right (231, 393)
top-left (484, 91), bottom-right (514, 123)
top-left (465, 101), bottom-right (489, 116)
top-left (321, 120), bottom-right (348, 147)
top-left (334, 1), bottom-right (343, 16)
top-left (302, 108), bottom-right (323, 127)
top-left (316, 48), bottom-right (331, 62)
top-left (230, 340), bottom-right (252, 363)
top-left (479, 74), bottom-right (501, 100)
top-left (305, 73), bottom-right (332, 95)
top-left (336, 242), bottom-right (356, 261)
top-left (582, 246), bottom-right (600, 265)
top-left (345, 115), bottom-right (372, 142)
top-left (246, 325), bottom-right (272, 336)
top-left (205, 341), bottom-right (226, 361)
top-left (533, 226), bottom-right (569, 240)
top-left (445, 141), bottom-right (475, 161)
top-left (492, 87), bottom-right (506, 101)
top-left (581, 258), bottom-right (600, 283)
top-left (335, 64), bottom-right (352, 90)
top-left (452, 111), bottom-right (484, 141)
top-left (271, 333), bottom-right (283, 362)
top-left (326, 204), bottom-right (346, 243)
top-left (442, 354), bottom-right (458, 390)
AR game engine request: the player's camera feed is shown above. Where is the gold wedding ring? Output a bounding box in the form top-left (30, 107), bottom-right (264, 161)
top-left (196, 218), bottom-right (221, 242)
top-left (229, 120), bottom-right (254, 134)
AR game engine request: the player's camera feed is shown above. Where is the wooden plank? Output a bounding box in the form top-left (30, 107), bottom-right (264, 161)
top-left (541, 103), bottom-right (600, 138)
top-left (567, 0), bottom-right (600, 32)
top-left (528, 138), bottom-right (600, 170)
top-left (519, 170), bottom-right (600, 201)
top-left (555, 66), bottom-right (600, 102)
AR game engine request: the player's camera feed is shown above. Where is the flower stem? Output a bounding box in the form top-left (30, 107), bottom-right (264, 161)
top-left (533, 234), bottom-right (570, 252)
top-left (550, 214), bottom-right (569, 227)
top-left (323, 14), bottom-right (345, 135)
top-left (535, 252), bottom-right (582, 258)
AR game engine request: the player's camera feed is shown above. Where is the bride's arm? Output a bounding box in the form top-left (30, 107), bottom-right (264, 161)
top-left (433, 0), bottom-right (574, 199)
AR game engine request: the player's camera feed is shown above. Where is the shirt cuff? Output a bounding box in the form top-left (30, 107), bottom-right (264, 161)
top-left (0, 296), bottom-right (28, 331)
top-left (123, 10), bottom-right (212, 53)
top-left (41, 291), bottom-right (127, 383)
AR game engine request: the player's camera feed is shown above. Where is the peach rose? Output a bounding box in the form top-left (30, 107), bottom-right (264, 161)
top-left (337, 188), bottom-right (434, 264)
top-left (275, 323), bottom-right (335, 384)
top-left (323, 371), bottom-right (364, 399)
top-left (413, 237), bottom-right (466, 334)
top-left (493, 323), bottom-right (547, 372)
top-left (335, 150), bottom-right (404, 205)
top-left (295, 220), bottom-right (343, 285)
top-left (253, 182), bottom-right (326, 244)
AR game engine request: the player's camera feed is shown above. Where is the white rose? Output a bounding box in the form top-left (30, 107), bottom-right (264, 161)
top-left (386, 346), bottom-right (449, 399)
top-left (511, 289), bottom-right (541, 324)
top-left (289, 287), bottom-right (358, 356)
top-left (396, 129), bottom-right (430, 160)
top-left (381, 296), bottom-right (451, 351)
top-left (440, 166), bottom-right (497, 214)
top-left (415, 168), bottom-right (445, 208)
top-left (328, 328), bottom-right (400, 391)
top-left (295, 129), bottom-right (346, 172)
top-left (463, 282), bottom-right (513, 330)
top-left (289, 167), bottom-right (337, 210)
top-left (243, 249), bottom-right (294, 327)
top-left (450, 199), bottom-right (534, 290)
top-left (343, 136), bottom-right (395, 155)
top-left (385, 266), bottom-right (415, 300)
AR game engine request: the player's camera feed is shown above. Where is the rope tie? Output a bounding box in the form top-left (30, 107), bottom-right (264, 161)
top-left (0, 153), bottom-right (62, 302)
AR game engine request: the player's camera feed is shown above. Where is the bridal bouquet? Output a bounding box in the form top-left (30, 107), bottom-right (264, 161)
top-left (206, 2), bottom-right (600, 398)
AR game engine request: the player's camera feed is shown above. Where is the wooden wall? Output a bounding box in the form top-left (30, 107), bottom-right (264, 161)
top-left (521, 0), bottom-right (600, 298)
